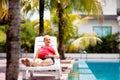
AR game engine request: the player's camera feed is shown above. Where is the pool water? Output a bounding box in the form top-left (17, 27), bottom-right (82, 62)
top-left (69, 62), bottom-right (79, 80)
top-left (69, 60), bottom-right (120, 80)
top-left (87, 62), bottom-right (120, 80)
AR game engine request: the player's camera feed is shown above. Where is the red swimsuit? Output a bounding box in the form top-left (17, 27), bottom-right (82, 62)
top-left (38, 46), bottom-right (55, 58)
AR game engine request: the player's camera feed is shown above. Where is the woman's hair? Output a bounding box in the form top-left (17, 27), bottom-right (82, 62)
top-left (44, 35), bottom-right (50, 40)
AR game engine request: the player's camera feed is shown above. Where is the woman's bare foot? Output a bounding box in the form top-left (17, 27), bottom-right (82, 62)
top-left (21, 59), bottom-right (27, 66)
top-left (25, 59), bottom-right (31, 66)
top-left (21, 59), bottom-right (30, 66)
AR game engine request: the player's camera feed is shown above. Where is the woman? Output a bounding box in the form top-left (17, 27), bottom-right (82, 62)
top-left (21, 35), bottom-right (59, 66)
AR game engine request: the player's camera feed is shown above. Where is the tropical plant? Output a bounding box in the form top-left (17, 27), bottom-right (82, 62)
top-left (0, 25), bottom-right (7, 42)
top-left (86, 32), bottom-right (120, 53)
top-left (0, 0), bottom-right (8, 25)
top-left (21, 19), bottom-right (37, 52)
top-left (20, 0), bottom-right (39, 18)
top-left (0, 25), bottom-right (7, 52)
top-left (67, 32), bottom-right (102, 53)
top-left (32, 19), bottom-right (53, 35)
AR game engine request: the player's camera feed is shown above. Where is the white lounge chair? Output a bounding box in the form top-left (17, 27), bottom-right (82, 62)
top-left (19, 36), bottom-right (61, 79)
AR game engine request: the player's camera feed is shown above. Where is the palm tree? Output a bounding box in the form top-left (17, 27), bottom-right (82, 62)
top-left (50, 0), bottom-right (103, 59)
top-left (39, 0), bottom-right (45, 36)
top-left (6, 0), bottom-right (21, 80)
top-left (57, 2), bottom-right (66, 59)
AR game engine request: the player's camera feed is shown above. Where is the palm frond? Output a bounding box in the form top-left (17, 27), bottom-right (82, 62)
top-left (69, 32), bottom-right (102, 52)
top-left (0, 0), bottom-right (8, 22)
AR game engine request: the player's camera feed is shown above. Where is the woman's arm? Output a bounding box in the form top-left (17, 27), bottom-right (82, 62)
top-left (48, 47), bottom-right (59, 59)
top-left (33, 48), bottom-right (41, 61)
top-left (54, 47), bottom-right (60, 58)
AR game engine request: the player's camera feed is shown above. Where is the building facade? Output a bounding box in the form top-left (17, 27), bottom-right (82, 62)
top-left (78, 0), bottom-right (120, 37)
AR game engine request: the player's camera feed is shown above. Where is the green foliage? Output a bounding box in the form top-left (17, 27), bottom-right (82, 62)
top-left (86, 32), bottom-right (120, 53)
top-left (0, 30), bottom-right (6, 42)
top-left (0, 25), bottom-right (7, 33)
top-left (0, 25), bottom-right (7, 52)
top-left (0, 25), bottom-right (7, 42)
top-left (0, 42), bottom-right (6, 52)
top-left (0, 19), bottom-right (37, 52)
top-left (32, 19), bottom-right (54, 36)
top-left (21, 19), bottom-right (37, 52)
top-left (63, 14), bottom-right (79, 44)
top-left (43, 20), bottom-right (53, 35)
top-left (20, 0), bottom-right (39, 18)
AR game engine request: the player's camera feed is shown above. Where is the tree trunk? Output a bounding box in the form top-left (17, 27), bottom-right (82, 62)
top-left (57, 2), bottom-right (65, 59)
top-left (6, 0), bottom-right (21, 80)
top-left (39, 0), bottom-right (44, 36)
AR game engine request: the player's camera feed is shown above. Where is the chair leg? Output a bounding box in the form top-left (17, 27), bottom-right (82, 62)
top-left (30, 70), bottom-right (34, 77)
top-left (55, 70), bottom-right (61, 80)
top-left (22, 70), bottom-right (29, 80)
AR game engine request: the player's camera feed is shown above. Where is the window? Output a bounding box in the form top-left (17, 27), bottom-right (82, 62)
top-left (117, 8), bottom-right (120, 15)
top-left (93, 26), bottom-right (112, 37)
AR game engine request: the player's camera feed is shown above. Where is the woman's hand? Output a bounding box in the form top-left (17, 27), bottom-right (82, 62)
top-left (47, 55), bottom-right (59, 59)
top-left (37, 48), bottom-right (41, 53)
top-left (45, 54), bottom-right (53, 58)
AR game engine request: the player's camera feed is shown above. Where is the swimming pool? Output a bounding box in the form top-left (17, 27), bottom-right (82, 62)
top-left (87, 61), bottom-right (120, 80)
top-left (69, 60), bottom-right (120, 80)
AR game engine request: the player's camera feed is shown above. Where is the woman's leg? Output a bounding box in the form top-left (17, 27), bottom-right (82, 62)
top-left (21, 58), bottom-right (53, 66)
top-left (32, 59), bottom-right (43, 66)
top-left (40, 58), bottom-right (53, 66)
top-left (32, 58), bottom-right (53, 66)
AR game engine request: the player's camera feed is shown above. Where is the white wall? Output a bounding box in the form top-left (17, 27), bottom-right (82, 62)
top-left (78, 20), bottom-right (120, 34)
top-left (117, 0), bottom-right (120, 8)
top-left (101, 0), bottom-right (117, 15)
